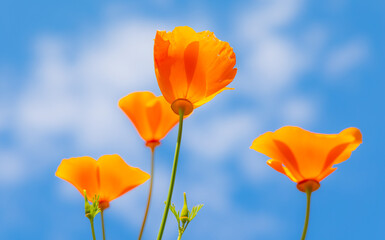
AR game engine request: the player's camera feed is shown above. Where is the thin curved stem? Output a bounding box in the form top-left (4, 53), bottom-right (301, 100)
top-left (157, 108), bottom-right (185, 240)
top-left (101, 209), bottom-right (106, 240)
top-left (89, 219), bottom-right (96, 240)
top-left (301, 189), bottom-right (312, 240)
top-left (138, 146), bottom-right (156, 240)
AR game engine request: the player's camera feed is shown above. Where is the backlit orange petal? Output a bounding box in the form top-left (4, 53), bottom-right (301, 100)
top-left (267, 160), bottom-right (299, 182)
top-left (196, 31), bottom-right (237, 96)
top-left (97, 155), bottom-right (150, 202)
top-left (250, 132), bottom-right (303, 181)
top-left (251, 126), bottom-right (362, 185)
top-left (119, 92), bottom-right (154, 141)
top-left (55, 156), bottom-right (99, 199)
top-left (193, 87), bottom-right (233, 108)
top-left (154, 26), bottom-right (237, 108)
top-left (154, 31), bottom-right (175, 103)
top-left (282, 166), bottom-right (299, 182)
top-left (272, 127), bottom-right (341, 179)
top-left (272, 126), bottom-right (362, 179)
top-left (316, 167), bottom-right (337, 182)
top-left (266, 159), bottom-right (285, 174)
top-left (153, 95), bottom-right (180, 140)
top-left (184, 41), bottom-right (207, 103)
top-left (155, 27), bottom-right (199, 102)
top-left (145, 98), bottom-right (162, 139)
top-left (332, 127), bottom-right (362, 164)
top-left (119, 92), bottom-right (179, 143)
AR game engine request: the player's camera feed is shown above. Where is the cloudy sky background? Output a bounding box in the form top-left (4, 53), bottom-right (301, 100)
top-left (0, 0), bottom-right (384, 239)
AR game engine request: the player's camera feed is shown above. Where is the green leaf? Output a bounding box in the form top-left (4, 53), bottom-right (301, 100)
top-left (188, 204), bottom-right (203, 221)
top-left (168, 203), bottom-right (180, 226)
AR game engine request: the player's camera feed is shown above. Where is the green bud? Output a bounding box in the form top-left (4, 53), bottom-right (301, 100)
top-left (180, 192), bottom-right (189, 224)
top-left (84, 190), bottom-right (92, 220)
top-left (83, 189), bottom-right (101, 221)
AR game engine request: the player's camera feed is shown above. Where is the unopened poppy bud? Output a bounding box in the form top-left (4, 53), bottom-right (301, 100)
top-left (83, 190), bottom-right (101, 221)
top-left (84, 190), bottom-right (92, 220)
top-left (180, 192), bottom-right (189, 224)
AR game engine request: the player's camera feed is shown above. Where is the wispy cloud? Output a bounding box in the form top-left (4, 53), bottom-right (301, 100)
top-left (324, 39), bottom-right (369, 77)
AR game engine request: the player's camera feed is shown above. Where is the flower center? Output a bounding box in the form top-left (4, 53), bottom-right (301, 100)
top-left (146, 140), bottom-right (161, 149)
top-left (99, 200), bottom-right (110, 210)
top-left (171, 98), bottom-right (193, 115)
top-left (296, 179), bottom-right (320, 193)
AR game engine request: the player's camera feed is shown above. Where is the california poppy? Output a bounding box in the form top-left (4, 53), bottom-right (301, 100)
top-left (119, 91), bottom-right (180, 239)
top-left (55, 154), bottom-right (150, 209)
top-left (154, 26), bottom-right (237, 115)
top-left (119, 91), bottom-right (179, 147)
top-left (250, 126), bottom-right (362, 192)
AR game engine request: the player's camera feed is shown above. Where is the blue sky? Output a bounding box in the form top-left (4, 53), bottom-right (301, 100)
top-left (0, 0), bottom-right (384, 239)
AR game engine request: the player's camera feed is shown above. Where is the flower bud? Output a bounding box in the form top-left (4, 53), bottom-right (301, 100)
top-left (180, 192), bottom-right (189, 224)
top-left (83, 189), bottom-right (101, 221)
top-left (84, 190), bottom-right (92, 220)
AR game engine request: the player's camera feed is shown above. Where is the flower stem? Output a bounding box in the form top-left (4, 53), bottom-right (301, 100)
top-left (177, 232), bottom-right (182, 240)
top-left (101, 209), bottom-right (106, 240)
top-left (138, 146), bottom-right (156, 240)
top-left (89, 219), bottom-right (96, 240)
top-left (157, 108), bottom-right (185, 240)
top-left (301, 189), bottom-right (312, 240)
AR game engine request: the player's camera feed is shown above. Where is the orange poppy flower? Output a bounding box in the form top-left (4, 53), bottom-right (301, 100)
top-left (119, 91), bottom-right (180, 147)
top-left (250, 126), bottom-right (362, 192)
top-left (154, 26), bottom-right (237, 115)
top-left (56, 154), bottom-right (150, 209)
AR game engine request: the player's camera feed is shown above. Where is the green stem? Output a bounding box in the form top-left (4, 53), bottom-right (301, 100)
top-left (157, 108), bottom-right (185, 240)
top-left (138, 146), bottom-right (156, 240)
top-left (101, 209), bottom-right (106, 240)
top-left (89, 219), bottom-right (96, 240)
top-left (301, 189), bottom-right (312, 240)
top-left (177, 232), bottom-right (182, 240)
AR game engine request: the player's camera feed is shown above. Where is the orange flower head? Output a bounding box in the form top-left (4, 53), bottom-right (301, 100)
top-left (119, 91), bottom-right (180, 147)
top-left (250, 126), bottom-right (362, 192)
top-left (55, 154), bottom-right (150, 208)
top-left (154, 26), bottom-right (237, 115)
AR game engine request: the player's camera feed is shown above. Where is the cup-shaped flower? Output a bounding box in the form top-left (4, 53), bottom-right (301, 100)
top-left (119, 91), bottom-right (179, 147)
top-left (154, 26), bottom-right (237, 115)
top-left (250, 126), bottom-right (362, 192)
top-left (56, 154), bottom-right (150, 209)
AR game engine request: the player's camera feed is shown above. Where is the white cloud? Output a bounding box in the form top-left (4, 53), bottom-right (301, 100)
top-left (14, 19), bottom-right (166, 161)
top-left (236, 0), bottom-right (311, 99)
top-left (0, 69), bottom-right (13, 131)
top-left (0, 151), bottom-right (25, 185)
top-left (324, 39), bottom-right (369, 77)
top-left (246, 37), bottom-right (306, 96)
top-left (281, 96), bottom-right (318, 126)
top-left (56, 180), bottom-right (82, 203)
top-left (240, 150), bottom-right (273, 184)
top-left (185, 113), bottom-right (258, 161)
top-left (238, 0), bottom-right (304, 40)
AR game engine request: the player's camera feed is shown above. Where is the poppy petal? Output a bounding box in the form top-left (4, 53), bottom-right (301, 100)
top-left (55, 156), bottom-right (99, 199)
top-left (153, 95), bottom-right (180, 140)
top-left (251, 126), bottom-right (362, 184)
top-left (119, 92), bottom-right (154, 141)
top-left (333, 127), bottom-right (362, 164)
top-left (97, 154), bottom-right (150, 202)
top-left (251, 131), bottom-right (303, 181)
top-left (194, 87), bottom-right (234, 108)
top-left (316, 167), bottom-right (337, 182)
top-left (119, 92), bottom-right (179, 143)
top-left (154, 26), bottom-right (236, 107)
